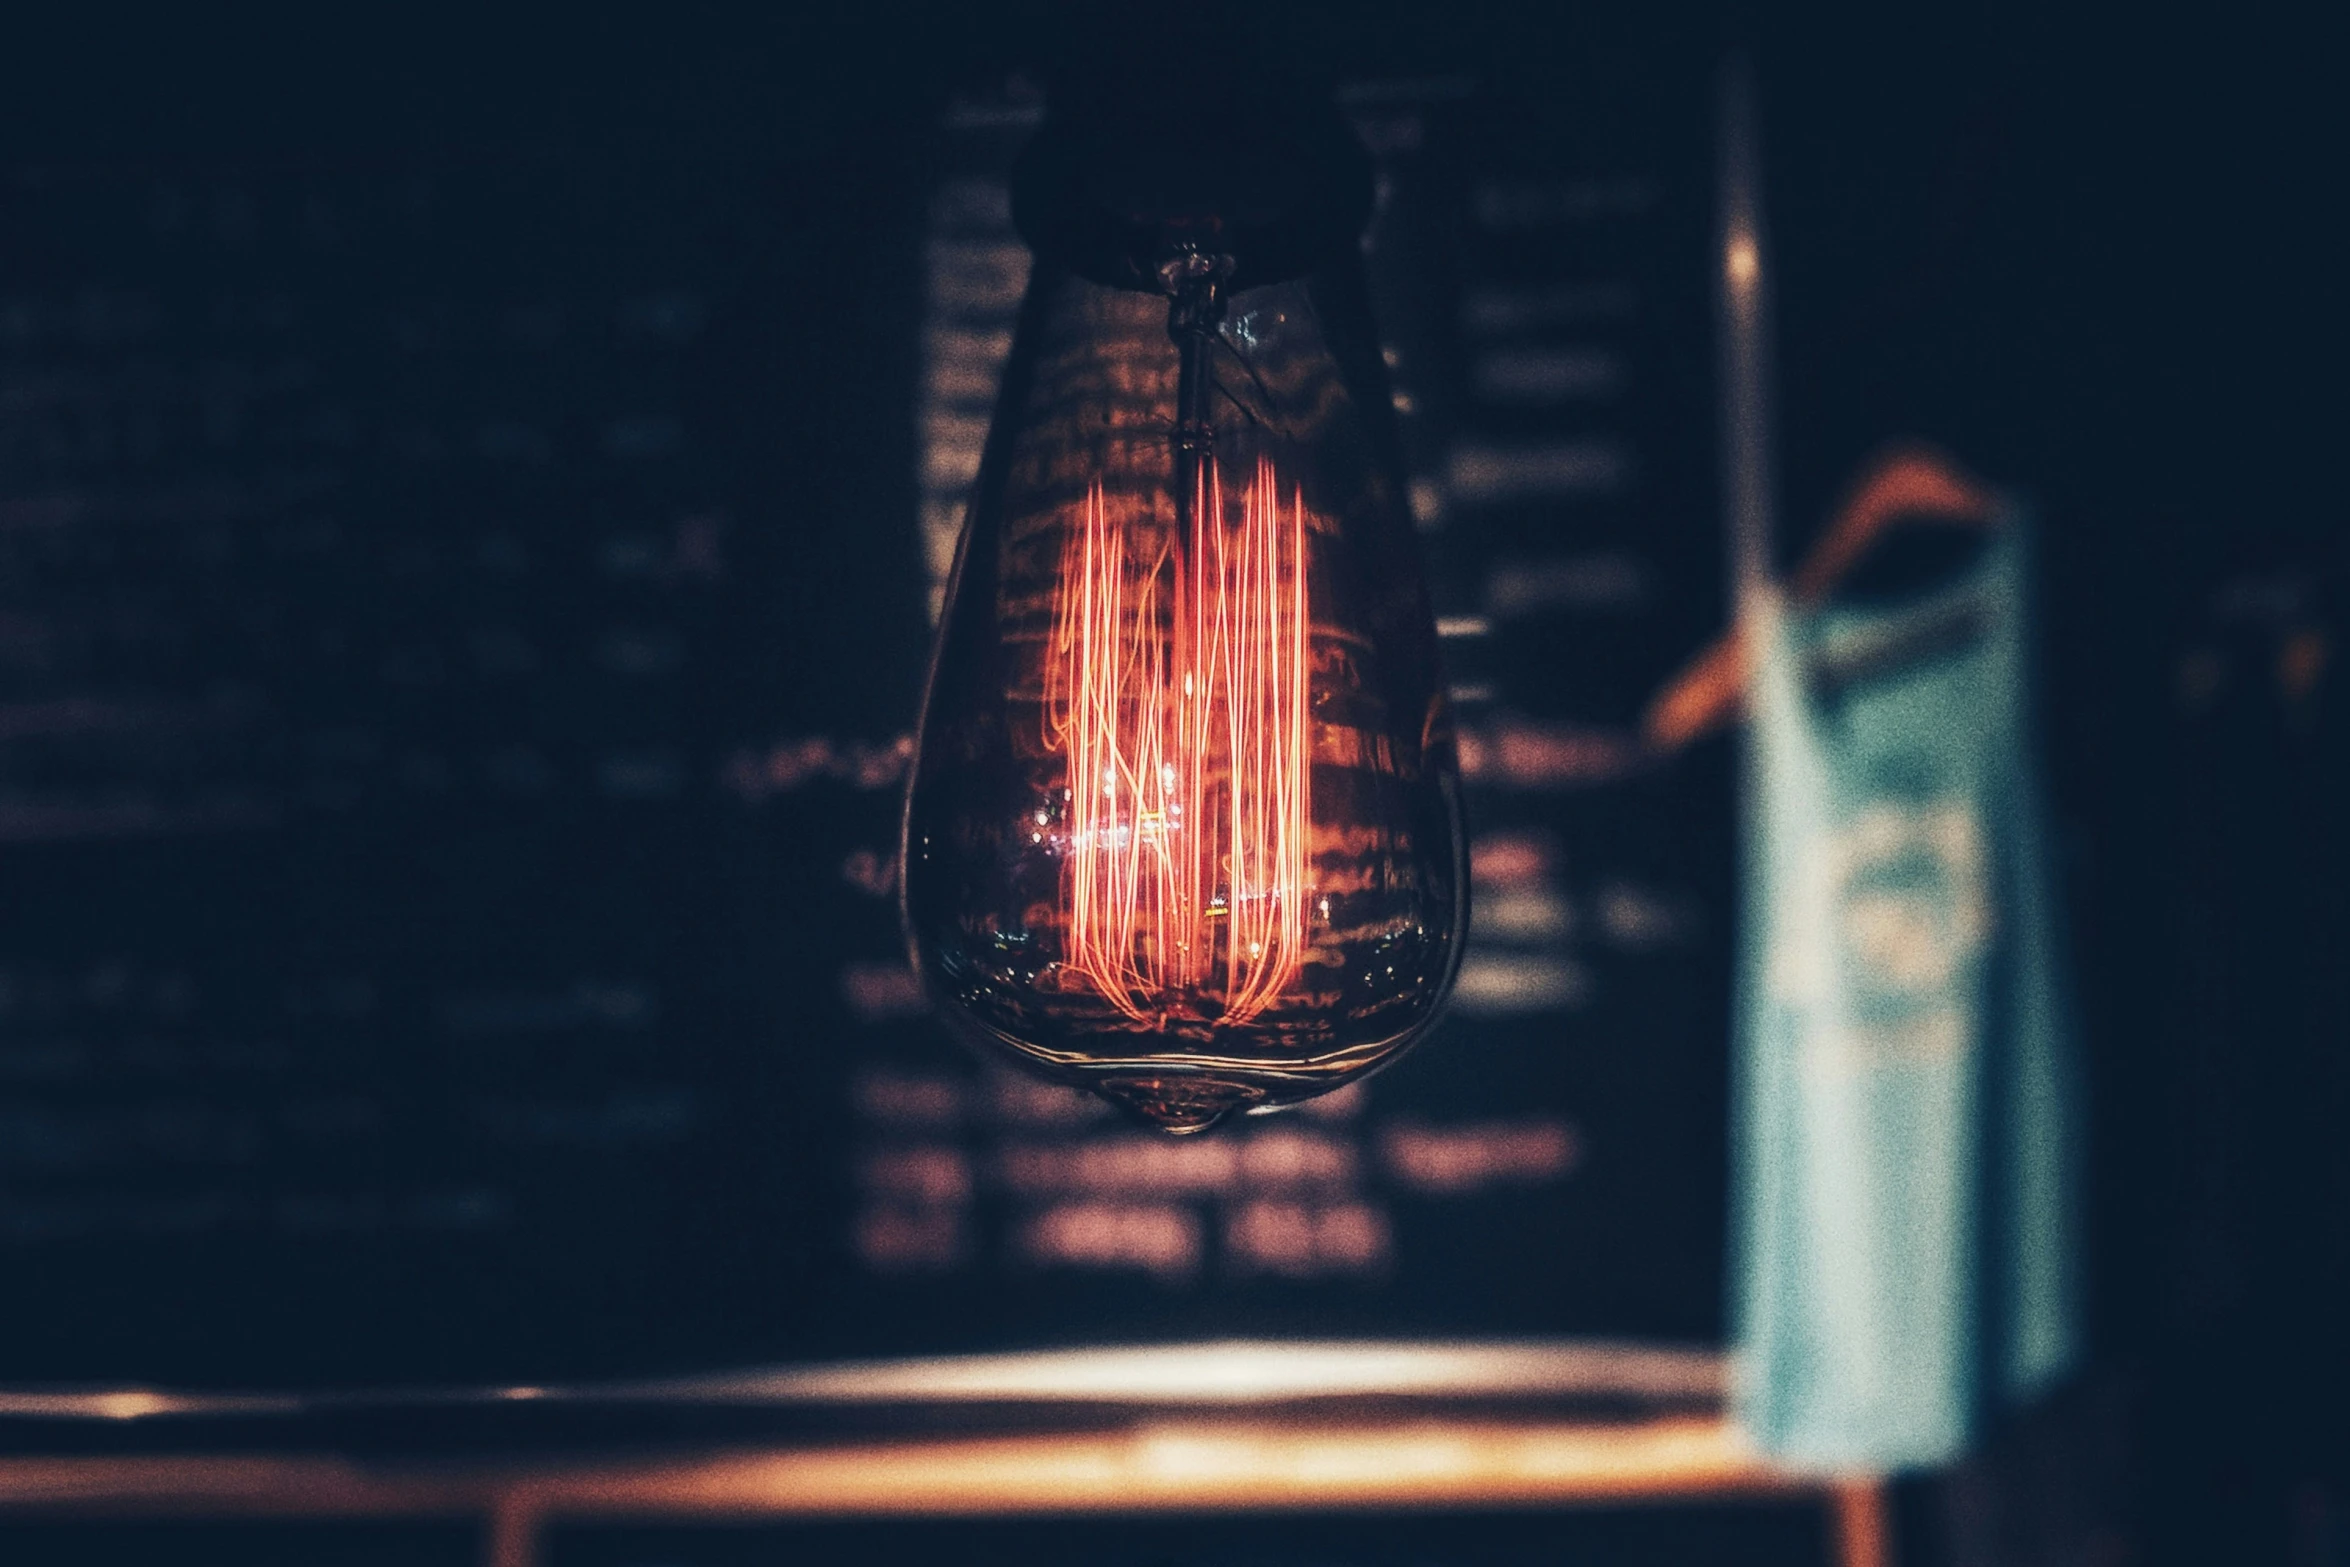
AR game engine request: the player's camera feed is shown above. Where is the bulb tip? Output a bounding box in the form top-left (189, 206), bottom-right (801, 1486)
top-left (1095, 1074), bottom-right (1267, 1135)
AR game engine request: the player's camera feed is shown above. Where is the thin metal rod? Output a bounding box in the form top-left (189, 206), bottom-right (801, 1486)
top-left (1163, 246), bottom-right (1233, 547)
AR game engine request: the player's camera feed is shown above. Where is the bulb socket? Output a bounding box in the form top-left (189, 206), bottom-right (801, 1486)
top-left (1010, 95), bottom-right (1373, 295)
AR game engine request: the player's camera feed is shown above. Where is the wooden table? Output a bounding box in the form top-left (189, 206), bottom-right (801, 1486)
top-left (0, 1345), bottom-right (1891, 1566)
top-left (0, 1413), bottom-right (1890, 1567)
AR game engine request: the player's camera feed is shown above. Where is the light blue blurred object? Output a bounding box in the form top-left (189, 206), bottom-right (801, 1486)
top-left (1730, 516), bottom-right (2079, 1471)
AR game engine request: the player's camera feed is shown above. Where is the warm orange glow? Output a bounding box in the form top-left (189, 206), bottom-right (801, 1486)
top-left (1726, 229), bottom-right (1760, 292)
top-left (1044, 456), bottom-right (1311, 1026)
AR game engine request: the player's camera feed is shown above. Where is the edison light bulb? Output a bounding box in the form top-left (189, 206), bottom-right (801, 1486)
top-left (903, 94), bottom-right (1465, 1133)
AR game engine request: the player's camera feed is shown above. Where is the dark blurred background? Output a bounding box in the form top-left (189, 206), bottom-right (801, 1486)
top-left (0, 5), bottom-right (2339, 1564)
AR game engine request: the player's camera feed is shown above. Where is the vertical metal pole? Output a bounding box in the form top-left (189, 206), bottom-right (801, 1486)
top-left (1718, 54), bottom-right (1777, 612)
top-left (1832, 1477), bottom-right (1897, 1567)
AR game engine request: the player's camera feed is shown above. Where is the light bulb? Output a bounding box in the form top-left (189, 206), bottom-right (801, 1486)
top-left (903, 96), bottom-right (1465, 1134)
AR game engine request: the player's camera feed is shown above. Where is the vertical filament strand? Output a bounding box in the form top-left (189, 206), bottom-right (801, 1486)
top-left (1045, 457), bottom-right (1311, 1027)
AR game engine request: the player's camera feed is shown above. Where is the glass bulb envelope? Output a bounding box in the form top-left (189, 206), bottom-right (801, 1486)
top-left (903, 152), bottom-right (1465, 1133)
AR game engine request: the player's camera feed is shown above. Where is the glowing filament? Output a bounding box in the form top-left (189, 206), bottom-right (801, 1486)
top-left (1045, 457), bottom-right (1311, 1027)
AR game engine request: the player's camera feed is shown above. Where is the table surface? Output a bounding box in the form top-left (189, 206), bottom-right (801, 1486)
top-left (0, 1344), bottom-right (1890, 1567)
